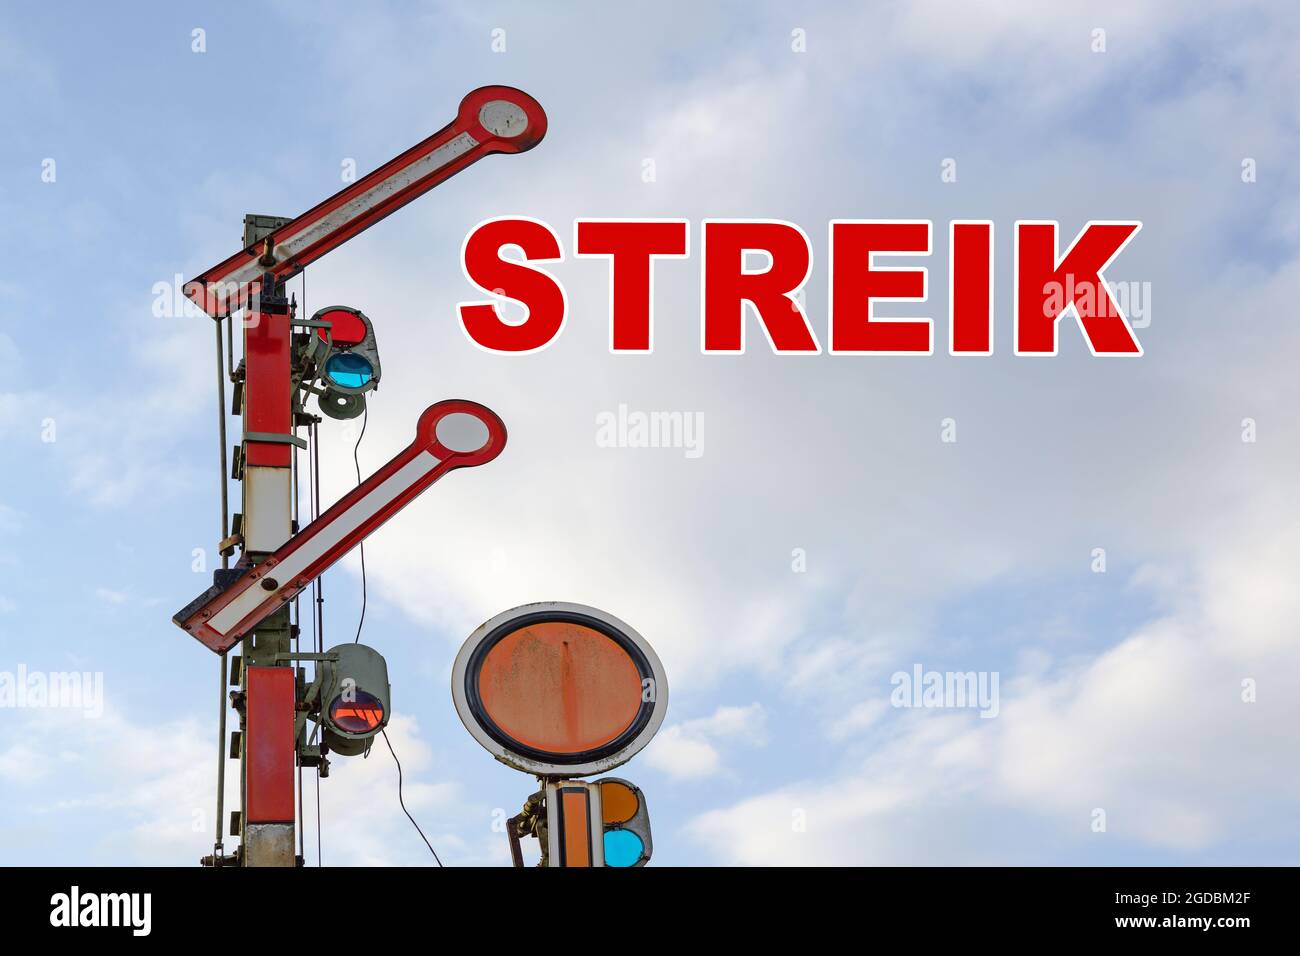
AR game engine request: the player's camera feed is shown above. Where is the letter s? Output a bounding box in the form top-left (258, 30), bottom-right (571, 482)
top-left (459, 217), bottom-right (568, 353)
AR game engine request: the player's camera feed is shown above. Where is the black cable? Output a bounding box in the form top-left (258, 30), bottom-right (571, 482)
top-left (212, 316), bottom-right (229, 858)
top-left (310, 419), bottom-right (323, 867)
top-left (312, 723), bottom-right (322, 868)
top-left (328, 371), bottom-right (433, 865)
top-left (381, 728), bottom-right (443, 866)
top-left (345, 408), bottom-right (434, 865)
top-left (292, 410), bottom-right (303, 861)
top-left (312, 419), bottom-right (325, 652)
top-left (301, 265), bottom-right (325, 868)
top-left (353, 405), bottom-right (368, 643)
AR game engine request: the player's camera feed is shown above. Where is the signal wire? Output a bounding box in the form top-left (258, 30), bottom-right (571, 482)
top-left (310, 418), bottom-right (324, 866)
top-left (212, 315), bottom-right (230, 860)
top-left (292, 378), bottom-right (303, 861)
top-left (345, 405), bottom-right (443, 866)
top-left (293, 269), bottom-right (307, 861)
top-left (381, 728), bottom-right (444, 866)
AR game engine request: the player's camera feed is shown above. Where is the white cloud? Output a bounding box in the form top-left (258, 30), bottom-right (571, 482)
top-left (828, 699), bottom-right (890, 741)
top-left (644, 703), bottom-right (766, 780)
top-left (312, 715), bottom-right (494, 866)
top-left (687, 492), bottom-right (1300, 863)
top-left (0, 742), bottom-right (49, 783)
top-left (0, 703), bottom-right (488, 865)
top-left (0, 705), bottom-right (227, 864)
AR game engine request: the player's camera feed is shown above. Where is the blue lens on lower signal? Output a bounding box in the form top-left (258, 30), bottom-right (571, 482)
top-left (603, 828), bottom-right (644, 867)
top-left (326, 352), bottom-right (373, 389)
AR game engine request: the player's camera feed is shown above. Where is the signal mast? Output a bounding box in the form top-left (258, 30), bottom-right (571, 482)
top-left (175, 87), bottom-right (545, 867)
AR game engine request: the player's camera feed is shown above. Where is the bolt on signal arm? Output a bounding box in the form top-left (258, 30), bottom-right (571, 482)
top-left (174, 401), bottom-right (507, 653)
top-left (183, 86), bottom-right (547, 318)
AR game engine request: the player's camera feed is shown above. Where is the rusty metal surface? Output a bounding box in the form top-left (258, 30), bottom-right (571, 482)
top-left (451, 602), bottom-right (670, 778)
top-left (477, 622), bottom-right (642, 754)
top-left (243, 823), bottom-right (296, 868)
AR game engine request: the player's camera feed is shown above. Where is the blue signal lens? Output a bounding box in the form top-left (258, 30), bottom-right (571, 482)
top-left (603, 829), bottom-right (644, 867)
top-left (326, 352), bottom-right (373, 389)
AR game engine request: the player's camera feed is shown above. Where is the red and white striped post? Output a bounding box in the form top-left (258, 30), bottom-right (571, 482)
top-left (237, 277), bottom-right (299, 866)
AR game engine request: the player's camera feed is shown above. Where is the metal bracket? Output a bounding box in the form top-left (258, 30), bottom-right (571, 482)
top-left (244, 431), bottom-right (308, 449)
top-left (243, 214), bottom-right (293, 250)
top-left (274, 651), bottom-right (340, 663)
top-left (280, 650), bottom-right (340, 743)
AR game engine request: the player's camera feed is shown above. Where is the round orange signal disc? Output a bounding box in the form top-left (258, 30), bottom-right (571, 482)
top-left (476, 621), bottom-right (643, 756)
top-left (452, 603), bottom-right (669, 777)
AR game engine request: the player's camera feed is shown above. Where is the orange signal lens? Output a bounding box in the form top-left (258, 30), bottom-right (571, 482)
top-left (600, 780), bottom-right (639, 824)
top-left (329, 691), bottom-right (384, 733)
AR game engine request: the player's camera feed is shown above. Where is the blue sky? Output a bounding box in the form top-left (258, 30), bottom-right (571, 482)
top-left (2, 1), bottom-right (1300, 866)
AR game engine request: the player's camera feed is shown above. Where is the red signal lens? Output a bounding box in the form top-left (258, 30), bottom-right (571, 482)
top-left (315, 308), bottom-right (368, 348)
top-left (329, 690), bottom-right (385, 733)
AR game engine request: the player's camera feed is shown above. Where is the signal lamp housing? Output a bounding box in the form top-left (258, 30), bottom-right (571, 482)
top-left (596, 777), bottom-right (652, 866)
top-left (542, 776), bottom-right (653, 867)
top-left (320, 642), bottom-right (390, 756)
top-left (308, 306), bottom-right (381, 420)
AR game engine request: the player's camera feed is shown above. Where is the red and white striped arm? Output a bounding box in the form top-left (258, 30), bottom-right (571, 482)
top-left (183, 86), bottom-right (547, 317)
top-left (174, 400), bottom-right (507, 653)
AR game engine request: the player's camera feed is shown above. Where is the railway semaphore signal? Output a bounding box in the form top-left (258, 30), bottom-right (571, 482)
top-left (178, 86), bottom-right (546, 867)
